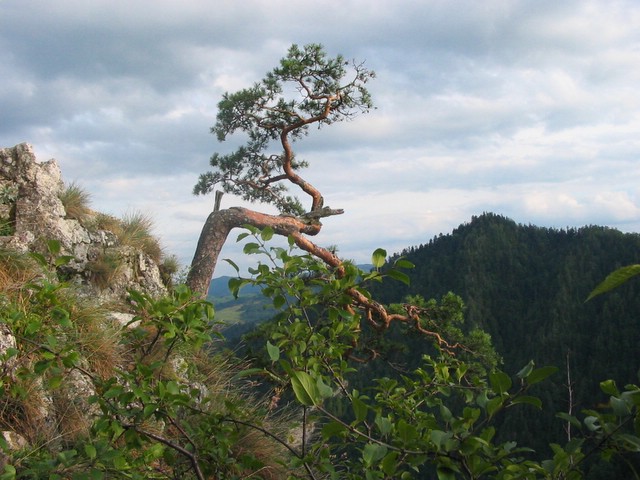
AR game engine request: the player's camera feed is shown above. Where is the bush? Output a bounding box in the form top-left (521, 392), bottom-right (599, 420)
top-left (0, 248), bottom-right (290, 479)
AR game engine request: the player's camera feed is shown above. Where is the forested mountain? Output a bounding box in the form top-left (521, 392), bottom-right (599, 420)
top-left (369, 212), bottom-right (640, 472)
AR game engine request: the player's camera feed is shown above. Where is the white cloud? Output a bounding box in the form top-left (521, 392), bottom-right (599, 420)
top-left (2, 0), bottom-right (640, 278)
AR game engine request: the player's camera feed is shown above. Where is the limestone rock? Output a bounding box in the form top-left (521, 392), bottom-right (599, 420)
top-left (0, 143), bottom-right (167, 299)
top-left (0, 323), bottom-right (16, 378)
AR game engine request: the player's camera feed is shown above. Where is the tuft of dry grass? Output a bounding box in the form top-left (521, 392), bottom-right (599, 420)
top-left (0, 378), bottom-right (54, 446)
top-left (0, 248), bottom-right (41, 306)
top-left (159, 255), bottom-right (180, 288)
top-left (59, 182), bottom-right (93, 224)
top-left (119, 212), bottom-right (163, 263)
top-left (75, 208), bottom-right (165, 267)
top-left (86, 250), bottom-right (124, 290)
top-left (92, 212), bottom-right (123, 235)
top-left (186, 350), bottom-right (291, 477)
top-left (51, 381), bottom-right (94, 445)
top-left (66, 298), bottom-right (123, 379)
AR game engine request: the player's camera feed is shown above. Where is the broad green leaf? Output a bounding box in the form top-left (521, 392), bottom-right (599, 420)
top-left (143, 404), bottom-right (158, 418)
top-left (242, 242), bottom-right (261, 254)
top-left (371, 248), bottom-right (387, 268)
top-left (564, 437), bottom-right (584, 454)
top-left (397, 419), bottom-right (417, 443)
top-left (166, 381), bottom-right (180, 395)
top-left (431, 430), bottom-right (452, 450)
top-left (436, 466), bottom-right (457, 480)
top-left (47, 239), bottom-right (62, 255)
top-left (584, 416), bottom-right (600, 432)
top-left (618, 434), bottom-right (640, 451)
top-left (41, 350), bottom-right (57, 361)
top-left (526, 366), bottom-right (558, 385)
top-left (476, 390), bottom-right (489, 409)
top-left (440, 404), bottom-right (453, 422)
top-left (587, 264), bottom-right (640, 300)
top-left (556, 412), bottom-right (582, 429)
top-left (84, 444), bottom-right (97, 460)
top-left (489, 371), bottom-right (512, 395)
top-left (352, 395), bottom-right (368, 423)
top-left (0, 465), bottom-right (16, 480)
top-left (30, 251), bottom-right (47, 267)
top-left (290, 370), bottom-right (320, 406)
top-left (48, 375), bottom-right (63, 390)
top-left (516, 360), bottom-right (535, 379)
top-left (322, 421), bottom-right (346, 439)
top-left (51, 306), bottom-right (72, 328)
top-left (621, 389), bottom-right (640, 406)
top-left (228, 277), bottom-right (250, 299)
top-left (266, 341), bottom-right (280, 362)
top-left (316, 377), bottom-right (334, 399)
top-left (273, 294), bottom-right (286, 309)
top-left (260, 226), bottom-right (274, 241)
top-left (510, 395), bottom-right (542, 409)
top-left (486, 396), bottom-right (503, 416)
top-left (223, 258), bottom-right (240, 273)
top-left (362, 443), bottom-right (387, 467)
top-left (480, 426), bottom-right (496, 442)
top-left (387, 269), bottom-right (410, 286)
top-left (112, 454), bottom-right (128, 469)
top-left (610, 396), bottom-right (631, 416)
top-left (54, 255), bottom-right (74, 267)
top-left (381, 451), bottom-right (399, 476)
top-left (241, 224), bottom-right (259, 234)
top-left (62, 351), bottom-right (80, 368)
top-left (375, 415), bottom-right (393, 436)
top-left (394, 258), bottom-right (415, 269)
top-left (600, 379), bottom-right (619, 396)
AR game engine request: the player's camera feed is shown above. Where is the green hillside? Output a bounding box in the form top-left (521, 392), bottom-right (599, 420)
top-left (367, 212), bottom-right (640, 476)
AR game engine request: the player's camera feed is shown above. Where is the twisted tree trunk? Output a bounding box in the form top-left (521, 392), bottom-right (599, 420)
top-left (186, 207), bottom-right (324, 297)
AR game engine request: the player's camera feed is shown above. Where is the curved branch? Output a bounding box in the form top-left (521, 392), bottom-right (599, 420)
top-left (280, 95), bottom-right (338, 212)
top-left (288, 231), bottom-right (470, 355)
top-left (188, 205), bottom-right (473, 357)
top-left (128, 425), bottom-right (206, 480)
top-left (187, 207), bottom-right (322, 297)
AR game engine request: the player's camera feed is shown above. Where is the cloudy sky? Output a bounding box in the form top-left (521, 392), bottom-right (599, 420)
top-left (2, 0), bottom-right (639, 277)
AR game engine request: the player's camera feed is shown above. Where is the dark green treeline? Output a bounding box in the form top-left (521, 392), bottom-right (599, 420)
top-left (370, 212), bottom-right (640, 469)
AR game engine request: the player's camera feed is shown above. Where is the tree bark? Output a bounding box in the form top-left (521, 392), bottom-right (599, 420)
top-left (186, 207), bottom-right (322, 297)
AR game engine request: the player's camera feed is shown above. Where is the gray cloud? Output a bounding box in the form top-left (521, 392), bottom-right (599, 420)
top-left (1, 0), bottom-right (639, 277)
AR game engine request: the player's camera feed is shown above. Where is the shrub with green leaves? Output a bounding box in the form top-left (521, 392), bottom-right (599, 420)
top-left (1, 234), bottom-right (639, 479)
top-left (0, 242), bottom-right (291, 479)
top-left (224, 227), bottom-right (640, 479)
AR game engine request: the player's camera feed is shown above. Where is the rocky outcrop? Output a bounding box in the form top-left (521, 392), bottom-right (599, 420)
top-left (0, 143), bottom-right (170, 462)
top-left (0, 143), bottom-right (167, 299)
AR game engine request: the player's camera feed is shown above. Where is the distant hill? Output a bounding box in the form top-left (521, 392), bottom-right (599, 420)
top-left (368, 212), bottom-right (640, 475)
top-left (207, 276), bottom-right (272, 339)
top-left (208, 265), bottom-right (374, 340)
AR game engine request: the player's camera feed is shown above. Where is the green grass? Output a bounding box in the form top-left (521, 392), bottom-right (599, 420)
top-left (118, 212), bottom-right (163, 262)
top-left (59, 181), bottom-right (93, 224)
